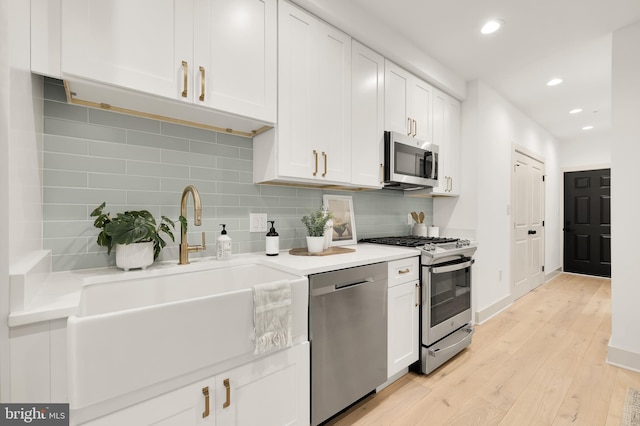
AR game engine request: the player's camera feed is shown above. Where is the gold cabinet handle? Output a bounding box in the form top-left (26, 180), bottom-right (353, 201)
top-left (313, 150), bottom-right (318, 176)
top-left (199, 66), bottom-right (205, 101)
top-left (415, 282), bottom-right (421, 307)
top-left (202, 386), bottom-right (210, 418)
top-left (407, 117), bottom-right (412, 136)
top-left (449, 177), bottom-right (453, 192)
top-left (322, 151), bottom-right (327, 177)
top-left (398, 268), bottom-right (410, 274)
top-left (181, 61), bottom-right (188, 98)
top-left (223, 378), bottom-right (231, 409)
top-left (413, 119), bottom-right (418, 137)
top-left (380, 163), bottom-right (384, 185)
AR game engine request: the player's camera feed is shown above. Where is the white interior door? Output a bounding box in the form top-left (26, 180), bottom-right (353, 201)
top-left (512, 149), bottom-right (545, 300)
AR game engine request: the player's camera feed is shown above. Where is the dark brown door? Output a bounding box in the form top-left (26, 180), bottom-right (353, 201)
top-left (563, 169), bottom-right (611, 277)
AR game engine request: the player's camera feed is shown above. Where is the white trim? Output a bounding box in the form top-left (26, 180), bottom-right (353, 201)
top-left (513, 143), bottom-right (545, 163)
top-left (607, 341), bottom-right (640, 373)
top-left (475, 294), bottom-right (513, 325)
top-left (544, 267), bottom-right (562, 282)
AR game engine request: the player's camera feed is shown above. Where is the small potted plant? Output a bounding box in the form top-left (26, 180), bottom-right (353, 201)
top-left (91, 202), bottom-right (176, 271)
top-left (301, 208), bottom-right (333, 253)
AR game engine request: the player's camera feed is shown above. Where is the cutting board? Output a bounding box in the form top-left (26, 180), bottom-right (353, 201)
top-left (289, 246), bottom-right (356, 256)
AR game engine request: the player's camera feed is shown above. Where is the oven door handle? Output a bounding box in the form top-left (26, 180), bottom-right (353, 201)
top-left (429, 259), bottom-right (474, 274)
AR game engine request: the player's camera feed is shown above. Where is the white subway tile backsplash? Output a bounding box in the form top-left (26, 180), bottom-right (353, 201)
top-left (42, 78), bottom-right (433, 271)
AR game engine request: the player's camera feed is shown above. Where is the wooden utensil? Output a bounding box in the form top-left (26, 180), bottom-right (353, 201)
top-left (411, 212), bottom-right (419, 223)
top-left (419, 212), bottom-right (425, 223)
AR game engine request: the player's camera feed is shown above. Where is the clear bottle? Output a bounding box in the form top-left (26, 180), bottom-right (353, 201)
top-left (216, 224), bottom-right (232, 260)
top-left (265, 220), bottom-right (279, 256)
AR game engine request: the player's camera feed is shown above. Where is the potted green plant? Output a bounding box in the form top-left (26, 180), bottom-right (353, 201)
top-left (301, 208), bottom-right (332, 253)
top-left (91, 202), bottom-right (176, 271)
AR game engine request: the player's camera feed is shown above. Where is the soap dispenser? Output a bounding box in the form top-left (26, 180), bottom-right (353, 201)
top-left (216, 224), bottom-right (232, 260)
top-left (265, 221), bottom-right (279, 256)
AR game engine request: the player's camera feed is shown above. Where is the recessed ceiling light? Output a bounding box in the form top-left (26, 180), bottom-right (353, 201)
top-left (481, 19), bottom-right (503, 35)
top-left (547, 78), bottom-right (563, 86)
top-left (582, 125), bottom-right (594, 130)
top-left (569, 108), bottom-right (583, 114)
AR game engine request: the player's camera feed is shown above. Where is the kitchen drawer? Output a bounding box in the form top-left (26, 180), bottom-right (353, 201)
top-left (387, 256), bottom-right (419, 287)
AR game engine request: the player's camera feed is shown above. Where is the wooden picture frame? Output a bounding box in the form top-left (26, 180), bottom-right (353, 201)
top-left (323, 194), bottom-right (357, 246)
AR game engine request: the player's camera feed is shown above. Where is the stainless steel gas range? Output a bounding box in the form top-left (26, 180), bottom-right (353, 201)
top-left (359, 236), bottom-right (478, 374)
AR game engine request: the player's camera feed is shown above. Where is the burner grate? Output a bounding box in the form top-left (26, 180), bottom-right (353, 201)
top-left (358, 236), bottom-right (459, 247)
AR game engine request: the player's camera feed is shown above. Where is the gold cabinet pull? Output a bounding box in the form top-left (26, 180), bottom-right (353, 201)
top-left (398, 268), bottom-right (410, 274)
top-left (202, 386), bottom-right (210, 418)
top-left (199, 66), bottom-right (205, 101)
top-left (313, 150), bottom-right (318, 176)
top-left (223, 378), bottom-right (231, 408)
top-left (322, 152), bottom-right (327, 177)
top-left (415, 283), bottom-right (421, 307)
top-left (380, 163), bottom-right (384, 185)
top-left (181, 61), bottom-right (188, 98)
top-left (407, 117), bottom-right (412, 136)
top-left (413, 119), bottom-right (418, 137)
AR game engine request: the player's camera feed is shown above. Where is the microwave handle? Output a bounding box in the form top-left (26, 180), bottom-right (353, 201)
top-left (423, 151), bottom-right (436, 180)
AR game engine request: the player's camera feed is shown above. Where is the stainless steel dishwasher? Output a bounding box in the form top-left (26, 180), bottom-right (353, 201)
top-left (309, 262), bottom-right (387, 425)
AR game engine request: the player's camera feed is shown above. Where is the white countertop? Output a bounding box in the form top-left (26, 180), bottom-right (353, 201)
top-left (8, 243), bottom-right (419, 327)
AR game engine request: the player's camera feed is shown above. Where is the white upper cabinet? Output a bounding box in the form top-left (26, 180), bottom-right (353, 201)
top-left (351, 40), bottom-right (385, 188)
top-left (59, 0), bottom-right (277, 131)
top-left (254, 0), bottom-right (352, 186)
top-left (431, 88), bottom-right (461, 196)
top-left (62, 0), bottom-right (193, 101)
top-left (194, 0), bottom-right (277, 122)
top-left (384, 60), bottom-right (433, 143)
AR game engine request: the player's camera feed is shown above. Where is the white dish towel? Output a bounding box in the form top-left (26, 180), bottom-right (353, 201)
top-left (252, 280), bottom-right (292, 355)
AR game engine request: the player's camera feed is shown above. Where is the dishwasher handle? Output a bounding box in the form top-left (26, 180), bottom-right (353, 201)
top-left (311, 278), bottom-right (374, 296)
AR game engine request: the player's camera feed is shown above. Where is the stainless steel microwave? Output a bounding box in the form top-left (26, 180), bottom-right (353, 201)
top-left (383, 131), bottom-right (439, 190)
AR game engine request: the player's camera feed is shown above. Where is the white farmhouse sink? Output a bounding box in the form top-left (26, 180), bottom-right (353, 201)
top-left (67, 258), bottom-right (308, 420)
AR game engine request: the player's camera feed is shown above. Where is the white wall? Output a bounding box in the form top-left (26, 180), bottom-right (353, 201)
top-left (436, 80), bottom-right (561, 321)
top-left (559, 129), bottom-right (611, 170)
top-left (609, 21), bottom-right (640, 371)
top-left (0, 0), bottom-right (45, 401)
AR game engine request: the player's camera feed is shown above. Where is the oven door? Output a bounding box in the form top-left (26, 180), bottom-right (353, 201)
top-left (422, 257), bottom-right (473, 346)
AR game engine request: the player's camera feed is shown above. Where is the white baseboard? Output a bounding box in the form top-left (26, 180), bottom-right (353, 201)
top-left (607, 341), bottom-right (640, 373)
top-left (545, 267), bottom-right (562, 282)
top-left (475, 294), bottom-right (513, 325)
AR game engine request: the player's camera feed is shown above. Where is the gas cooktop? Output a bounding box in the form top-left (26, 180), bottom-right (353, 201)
top-left (358, 236), bottom-right (459, 247)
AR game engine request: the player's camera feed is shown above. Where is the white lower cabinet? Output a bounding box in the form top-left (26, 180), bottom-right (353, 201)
top-left (387, 257), bottom-right (420, 378)
top-left (84, 343), bottom-right (309, 426)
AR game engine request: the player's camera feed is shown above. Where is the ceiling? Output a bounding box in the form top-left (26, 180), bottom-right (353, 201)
top-left (349, 0), bottom-right (640, 142)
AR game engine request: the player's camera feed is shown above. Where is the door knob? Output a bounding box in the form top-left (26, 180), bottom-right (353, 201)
top-left (528, 230), bottom-right (537, 235)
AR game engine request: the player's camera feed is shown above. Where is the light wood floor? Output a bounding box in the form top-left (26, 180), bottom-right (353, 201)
top-left (327, 273), bottom-right (640, 425)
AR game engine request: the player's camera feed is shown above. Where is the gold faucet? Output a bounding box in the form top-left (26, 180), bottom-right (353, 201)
top-left (179, 185), bottom-right (206, 265)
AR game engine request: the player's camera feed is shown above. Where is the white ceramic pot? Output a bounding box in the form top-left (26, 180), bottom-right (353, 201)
top-left (306, 236), bottom-right (325, 254)
top-left (412, 223), bottom-right (427, 237)
top-left (115, 242), bottom-right (154, 271)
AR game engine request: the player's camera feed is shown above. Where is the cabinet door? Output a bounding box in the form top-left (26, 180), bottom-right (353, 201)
top-left (384, 60), bottom-right (411, 135)
top-left (85, 378), bottom-right (215, 426)
top-left (445, 97), bottom-right (461, 195)
top-left (411, 78), bottom-right (433, 143)
top-left (431, 89), bottom-right (460, 196)
top-left (317, 22), bottom-right (352, 183)
top-left (61, 0), bottom-right (194, 102)
top-left (216, 343), bottom-right (310, 426)
top-left (388, 281), bottom-right (419, 378)
top-left (351, 40), bottom-right (384, 188)
top-left (194, 0), bottom-right (277, 123)
top-left (277, 1), bottom-right (318, 179)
